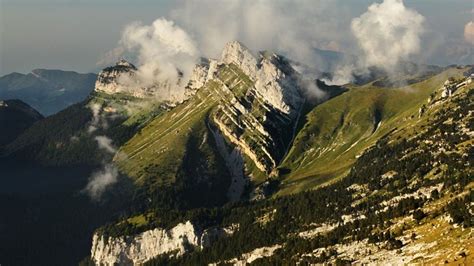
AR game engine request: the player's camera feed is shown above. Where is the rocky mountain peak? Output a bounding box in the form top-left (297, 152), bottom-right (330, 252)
top-left (254, 53), bottom-right (303, 115)
top-left (94, 59), bottom-right (185, 102)
top-left (218, 41), bottom-right (304, 115)
top-left (184, 58), bottom-right (218, 98)
top-left (94, 59), bottom-right (138, 96)
top-left (220, 41), bottom-right (258, 79)
top-left (116, 58), bottom-right (136, 69)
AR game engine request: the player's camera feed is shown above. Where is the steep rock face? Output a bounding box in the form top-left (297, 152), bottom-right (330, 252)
top-left (209, 122), bottom-right (247, 201)
top-left (117, 41), bottom-right (308, 188)
top-left (254, 54), bottom-right (303, 115)
top-left (91, 221), bottom-right (236, 265)
top-left (219, 41), bottom-right (303, 116)
top-left (184, 58), bottom-right (218, 98)
top-left (91, 222), bottom-right (198, 265)
top-left (220, 41), bottom-right (258, 80)
top-left (211, 42), bottom-right (304, 173)
top-left (94, 59), bottom-right (138, 96)
top-left (94, 59), bottom-right (184, 103)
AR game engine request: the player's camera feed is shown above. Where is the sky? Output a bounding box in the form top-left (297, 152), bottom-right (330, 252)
top-left (0, 0), bottom-right (472, 76)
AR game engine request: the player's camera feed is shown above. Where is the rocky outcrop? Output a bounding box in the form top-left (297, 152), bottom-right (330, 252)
top-left (210, 41), bottom-right (305, 174)
top-left (254, 54), bottom-right (303, 115)
top-left (91, 221), bottom-right (237, 265)
top-left (184, 58), bottom-right (218, 98)
top-left (220, 41), bottom-right (258, 80)
top-left (209, 124), bottom-right (247, 201)
top-left (94, 59), bottom-right (184, 103)
top-left (219, 41), bottom-right (303, 116)
top-left (94, 59), bottom-right (139, 96)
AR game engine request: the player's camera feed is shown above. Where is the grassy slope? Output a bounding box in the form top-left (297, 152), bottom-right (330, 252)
top-left (116, 66), bottom-right (469, 197)
top-left (117, 62), bottom-right (272, 187)
top-left (278, 67), bottom-right (468, 195)
top-left (116, 81), bottom-right (222, 185)
top-left (2, 90), bottom-right (164, 166)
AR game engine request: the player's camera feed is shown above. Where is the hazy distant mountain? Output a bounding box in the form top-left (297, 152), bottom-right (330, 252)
top-left (0, 69), bottom-right (96, 115)
top-left (0, 99), bottom-right (43, 147)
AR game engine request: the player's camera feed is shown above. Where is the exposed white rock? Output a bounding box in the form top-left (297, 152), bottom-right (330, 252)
top-left (185, 58), bottom-right (219, 98)
top-left (91, 221), bottom-right (198, 265)
top-left (211, 244), bottom-right (282, 266)
top-left (467, 74), bottom-right (473, 84)
top-left (94, 59), bottom-right (138, 95)
top-left (381, 171), bottom-right (398, 181)
top-left (91, 221), bottom-right (237, 266)
top-left (207, 59), bottom-right (219, 80)
top-left (254, 54), bottom-right (303, 115)
top-left (208, 123), bottom-right (247, 201)
top-left (206, 41), bottom-right (306, 175)
top-left (438, 76), bottom-right (471, 100)
top-left (220, 41), bottom-right (258, 80)
top-left (347, 183), bottom-right (369, 194)
top-left (300, 238), bottom-right (439, 265)
top-left (94, 59), bottom-right (185, 103)
top-left (213, 116), bottom-right (269, 172)
top-left (187, 62), bottom-right (209, 90)
top-left (380, 183), bottom-right (444, 208)
top-left (219, 41), bottom-right (303, 116)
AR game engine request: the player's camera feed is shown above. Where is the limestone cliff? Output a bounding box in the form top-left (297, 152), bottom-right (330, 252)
top-left (210, 41), bottom-right (305, 173)
top-left (220, 41), bottom-right (258, 80)
top-left (94, 59), bottom-right (184, 103)
top-left (91, 221), bottom-right (237, 265)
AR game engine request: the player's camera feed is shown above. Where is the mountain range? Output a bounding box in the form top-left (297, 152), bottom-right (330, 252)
top-left (0, 41), bottom-right (472, 265)
top-left (0, 69), bottom-right (96, 116)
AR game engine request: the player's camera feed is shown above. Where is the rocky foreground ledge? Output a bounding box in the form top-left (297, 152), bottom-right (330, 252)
top-left (90, 221), bottom-right (237, 265)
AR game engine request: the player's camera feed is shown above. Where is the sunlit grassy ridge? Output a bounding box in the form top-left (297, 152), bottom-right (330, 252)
top-left (116, 81), bottom-right (222, 185)
top-left (116, 65), bottom-right (469, 197)
top-left (116, 63), bottom-right (258, 186)
top-left (278, 67), bottom-right (468, 195)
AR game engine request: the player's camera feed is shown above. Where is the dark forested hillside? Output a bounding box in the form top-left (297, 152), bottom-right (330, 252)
top-left (0, 99), bottom-right (43, 147)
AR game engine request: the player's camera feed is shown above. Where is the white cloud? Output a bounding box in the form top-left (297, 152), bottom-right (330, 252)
top-left (83, 164), bottom-right (119, 201)
top-left (100, 17), bottom-right (200, 102)
top-left (95, 135), bottom-right (116, 154)
top-left (121, 18), bottom-right (199, 84)
top-left (464, 21), bottom-right (474, 45)
top-left (351, 0), bottom-right (425, 71)
top-left (170, 0), bottom-right (350, 71)
top-left (99, 0), bottom-right (432, 87)
top-left (87, 103), bottom-right (102, 133)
